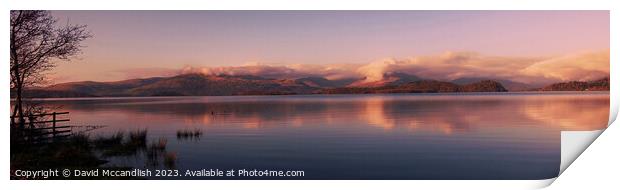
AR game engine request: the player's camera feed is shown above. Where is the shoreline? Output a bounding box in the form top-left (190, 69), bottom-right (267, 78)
top-left (11, 90), bottom-right (611, 101)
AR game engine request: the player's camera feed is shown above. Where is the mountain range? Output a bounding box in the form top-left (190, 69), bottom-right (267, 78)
top-left (17, 72), bottom-right (609, 98)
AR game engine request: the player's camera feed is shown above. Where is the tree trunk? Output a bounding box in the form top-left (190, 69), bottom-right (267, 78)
top-left (16, 82), bottom-right (25, 129)
top-left (12, 62), bottom-right (25, 129)
top-left (11, 99), bottom-right (18, 127)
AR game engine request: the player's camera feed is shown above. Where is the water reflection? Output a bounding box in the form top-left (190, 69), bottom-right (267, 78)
top-left (35, 92), bottom-right (609, 179)
top-left (523, 97), bottom-right (609, 130)
top-left (43, 93), bottom-right (608, 133)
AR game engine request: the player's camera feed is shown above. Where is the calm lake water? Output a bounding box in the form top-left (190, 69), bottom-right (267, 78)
top-left (36, 92), bottom-right (609, 179)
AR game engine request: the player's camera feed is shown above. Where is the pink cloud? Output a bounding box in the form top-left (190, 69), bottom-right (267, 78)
top-left (176, 49), bottom-right (610, 85)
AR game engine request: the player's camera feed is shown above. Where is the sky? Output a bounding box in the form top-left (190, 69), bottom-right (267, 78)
top-left (48, 10), bottom-right (609, 84)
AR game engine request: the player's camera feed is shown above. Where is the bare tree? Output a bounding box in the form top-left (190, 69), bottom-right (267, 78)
top-left (10, 10), bottom-right (91, 128)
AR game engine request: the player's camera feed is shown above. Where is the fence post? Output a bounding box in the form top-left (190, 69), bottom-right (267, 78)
top-left (28, 115), bottom-right (34, 143)
top-left (52, 112), bottom-right (57, 139)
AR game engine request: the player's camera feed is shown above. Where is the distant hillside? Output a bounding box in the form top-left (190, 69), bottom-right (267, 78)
top-left (20, 74), bottom-right (319, 98)
top-left (451, 77), bottom-right (534, 91)
top-left (348, 72), bottom-right (422, 87)
top-left (294, 77), bottom-right (357, 88)
top-left (128, 74), bottom-right (316, 96)
top-left (539, 77), bottom-right (609, 91)
top-left (44, 77), bottom-right (165, 96)
top-left (319, 80), bottom-right (507, 94)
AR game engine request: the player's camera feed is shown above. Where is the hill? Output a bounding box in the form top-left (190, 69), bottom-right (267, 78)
top-left (294, 77), bottom-right (357, 88)
top-left (319, 80), bottom-right (507, 94)
top-left (539, 77), bottom-right (610, 91)
top-left (451, 77), bottom-right (534, 91)
top-left (128, 74), bottom-right (316, 96)
top-left (348, 72), bottom-right (422, 87)
top-left (20, 74), bottom-right (318, 98)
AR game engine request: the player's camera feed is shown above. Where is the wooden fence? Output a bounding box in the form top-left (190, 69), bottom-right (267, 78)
top-left (11, 112), bottom-right (71, 143)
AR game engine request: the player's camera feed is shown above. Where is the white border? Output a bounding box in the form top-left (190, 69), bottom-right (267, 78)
top-left (2, 0), bottom-right (618, 190)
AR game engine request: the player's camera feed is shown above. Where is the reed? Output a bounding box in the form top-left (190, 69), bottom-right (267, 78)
top-left (176, 128), bottom-right (203, 141)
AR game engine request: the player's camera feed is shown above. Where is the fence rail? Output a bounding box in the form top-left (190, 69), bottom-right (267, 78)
top-left (11, 112), bottom-right (71, 143)
top-left (10, 111), bottom-right (69, 118)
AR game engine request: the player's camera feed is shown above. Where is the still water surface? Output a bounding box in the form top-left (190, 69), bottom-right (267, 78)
top-left (38, 92), bottom-right (609, 179)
